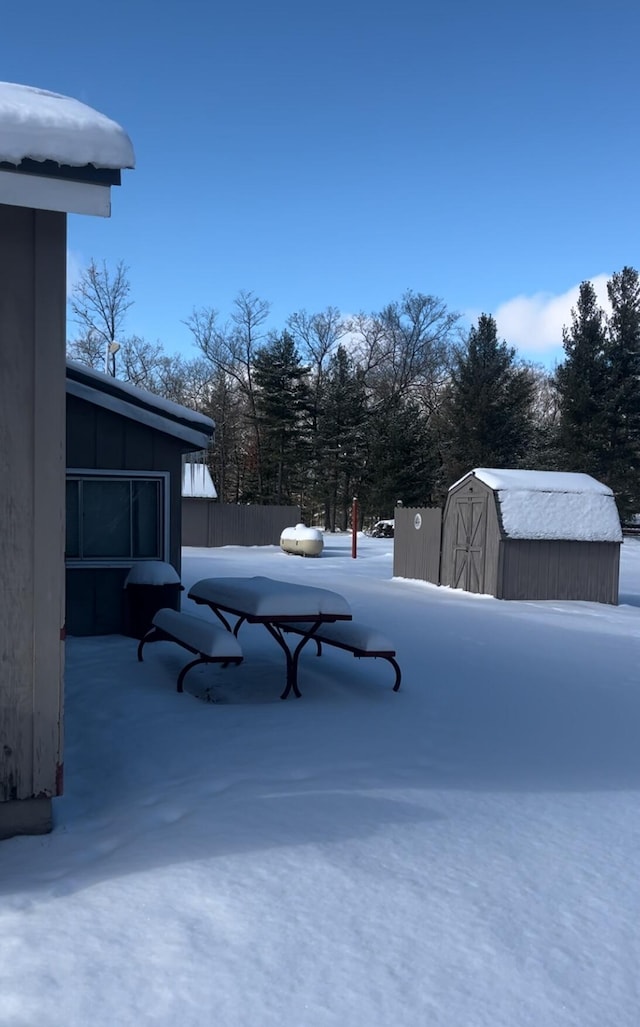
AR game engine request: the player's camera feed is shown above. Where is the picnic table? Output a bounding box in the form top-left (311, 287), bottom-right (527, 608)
top-left (187, 575), bottom-right (353, 699)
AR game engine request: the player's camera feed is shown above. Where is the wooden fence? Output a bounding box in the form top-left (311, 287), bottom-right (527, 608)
top-left (182, 500), bottom-right (301, 548)
top-left (393, 506), bottom-right (443, 583)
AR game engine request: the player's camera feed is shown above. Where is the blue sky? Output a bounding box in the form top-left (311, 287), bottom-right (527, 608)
top-left (3, 0), bottom-right (639, 366)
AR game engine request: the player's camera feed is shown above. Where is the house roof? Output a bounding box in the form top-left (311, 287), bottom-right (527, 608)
top-left (0, 82), bottom-right (135, 172)
top-left (66, 361), bottom-right (215, 452)
top-left (451, 468), bottom-right (622, 543)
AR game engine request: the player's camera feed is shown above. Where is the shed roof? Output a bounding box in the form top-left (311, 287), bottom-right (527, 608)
top-left (470, 469), bottom-right (612, 494)
top-left (66, 361), bottom-right (214, 452)
top-left (451, 468), bottom-right (622, 543)
top-left (182, 462), bottom-right (218, 498)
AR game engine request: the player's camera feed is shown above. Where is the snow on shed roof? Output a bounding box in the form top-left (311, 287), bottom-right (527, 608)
top-left (182, 462), bottom-right (217, 499)
top-left (451, 468), bottom-right (622, 543)
top-left (0, 82), bottom-right (135, 169)
top-left (472, 468), bottom-right (613, 495)
top-left (66, 361), bottom-right (214, 452)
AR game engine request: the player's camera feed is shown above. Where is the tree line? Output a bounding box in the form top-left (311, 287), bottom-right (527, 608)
top-left (67, 259), bottom-right (640, 526)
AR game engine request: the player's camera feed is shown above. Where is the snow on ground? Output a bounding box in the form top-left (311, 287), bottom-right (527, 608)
top-left (3, 534), bottom-right (640, 1026)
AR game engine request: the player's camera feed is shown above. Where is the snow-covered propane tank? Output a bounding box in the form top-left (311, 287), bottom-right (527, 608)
top-left (280, 523), bottom-right (324, 558)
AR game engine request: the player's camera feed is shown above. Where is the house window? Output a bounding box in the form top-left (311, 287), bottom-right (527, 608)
top-left (66, 472), bottom-right (168, 564)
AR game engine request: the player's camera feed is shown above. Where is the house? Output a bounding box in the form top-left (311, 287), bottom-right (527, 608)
top-left (66, 361), bottom-right (214, 635)
top-left (0, 82), bottom-right (134, 840)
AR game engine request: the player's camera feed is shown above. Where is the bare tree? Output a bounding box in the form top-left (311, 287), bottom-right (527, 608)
top-left (66, 332), bottom-right (105, 370)
top-left (152, 355), bottom-right (216, 409)
top-left (70, 259), bottom-right (133, 375)
top-left (350, 291), bottom-right (459, 404)
top-left (184, 291), bottom-right (271, 499)
top-left (67, 329), bottom-right (175, 393)
top-left (287, 306), bottom-right (346, 372)
top-left (344, 311), bottom-right (392, 382)
top-left (114, 336), bottom-right (163, 387)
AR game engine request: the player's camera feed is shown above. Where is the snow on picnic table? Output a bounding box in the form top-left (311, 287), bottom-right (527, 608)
top-left (2, 534), bottom-right (640, 1026)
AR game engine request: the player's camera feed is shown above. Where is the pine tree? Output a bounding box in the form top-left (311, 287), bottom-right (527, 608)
top-left (604, 266), bottom-right (640, 519)
top-left (555, 280), bottom-right (609, 477)
top-left (252, 331), bottom-right (311, 505)
top-left (315, 346), bottom-right (368, 530)
top-left (363, 396), bottom-right (438, 516)
top-left (439, 314), bottom-right (535, 486)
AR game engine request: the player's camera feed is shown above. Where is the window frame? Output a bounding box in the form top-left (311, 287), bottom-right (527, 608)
top-left (65, 468), bottom-right (170, 568)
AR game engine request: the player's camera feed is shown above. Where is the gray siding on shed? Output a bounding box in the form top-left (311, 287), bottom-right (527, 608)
top-left (182, 500), bottom-right (301, 548)
top-left (66, 394), bottom-right (187, 635)
top-left (393, 506), bottom-right (442, 583)
top-left (498, 540), bottom-right (620, 603)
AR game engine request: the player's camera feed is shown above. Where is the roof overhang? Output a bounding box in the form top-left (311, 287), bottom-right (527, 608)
top-left (0, 165), bottom-right (113, 216)
top-left (66, 361), bottom-right (215, 452)
top-left (0, 82), bottom-right (134, 217)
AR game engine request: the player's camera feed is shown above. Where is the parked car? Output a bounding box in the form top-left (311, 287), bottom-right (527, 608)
top-left (370, 519), bottom-right (394, 538)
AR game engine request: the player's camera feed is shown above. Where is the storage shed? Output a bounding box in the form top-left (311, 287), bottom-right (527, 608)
top-left (182, 460), bottom-right (217, 499)
top-left (440, 469), bottom-right (622, 603)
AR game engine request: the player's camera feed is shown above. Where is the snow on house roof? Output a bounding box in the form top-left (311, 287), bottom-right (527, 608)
top-left (451, 468), bottom-right (623, 543)
top-left (182, 462), bottom-right (217, 499)
top-left (66, 361), bottom-right (214, 451)
top-left (0, 82), bottom-right (135, 169)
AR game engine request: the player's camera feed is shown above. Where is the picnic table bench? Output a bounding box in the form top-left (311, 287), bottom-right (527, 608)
top-left (281, 620), bottom-right (401, 691)
top-left (137, 608), bottom-right (243, 692)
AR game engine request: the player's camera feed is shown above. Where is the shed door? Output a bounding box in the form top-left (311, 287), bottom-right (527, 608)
top-left (452, 497), bottom-right (487, 592)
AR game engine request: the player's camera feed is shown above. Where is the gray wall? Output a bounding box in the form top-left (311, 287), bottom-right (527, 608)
top-left (182, 500), bottom-right (301, 548)
top-left (393, 506), bottom-right (442, 583)
top-left (0, 205), bottom-right (66, 823)
top-left (498, 540), bottom-right (620, 603)
top-left (66, 393), bottom-right (187, 635)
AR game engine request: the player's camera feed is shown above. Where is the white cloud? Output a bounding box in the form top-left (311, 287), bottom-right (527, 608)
top-left (468, 274), bottom-right (612, 360)
top-left (66, 249), bottom-right (83, 299)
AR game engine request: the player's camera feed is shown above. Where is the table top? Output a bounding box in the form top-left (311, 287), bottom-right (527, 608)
top-left (188, 575), bottom-right (352, 621)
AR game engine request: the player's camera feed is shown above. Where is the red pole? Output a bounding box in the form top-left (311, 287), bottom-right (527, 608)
top-left (351, 496), bottom-right (358, 559)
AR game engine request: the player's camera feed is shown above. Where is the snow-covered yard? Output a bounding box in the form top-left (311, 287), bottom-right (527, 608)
top-left (2, 533), bottom-right (640, 1026)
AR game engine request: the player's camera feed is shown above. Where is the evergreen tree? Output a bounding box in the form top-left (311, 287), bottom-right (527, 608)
top-left (604, 266), bottom-right (640, 518)
top-left (315, 345), bottom-right (368, 530)
top-left (439, 314), bottom-right (535, 487)
top-left (252, 331), bottom-right (311, 505)
top-left (363, 396), bottom-right (438, 517)
top-left (555, 280), bottom-right (609, 477)
top-left (524, 363), bottom-right (562, 470)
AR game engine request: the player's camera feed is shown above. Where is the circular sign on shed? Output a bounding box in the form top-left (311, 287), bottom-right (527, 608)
top-left (414, 513), bottom-right (422, 530)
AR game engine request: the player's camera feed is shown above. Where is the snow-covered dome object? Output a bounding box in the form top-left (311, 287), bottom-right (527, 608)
top-left (280, 523), bottom-right (324, 558)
